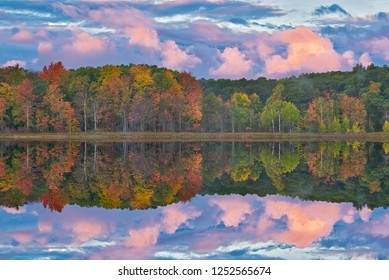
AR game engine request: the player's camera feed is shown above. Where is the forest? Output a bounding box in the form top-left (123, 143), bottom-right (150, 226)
top-left (1, 62), bottom-right (389, 133)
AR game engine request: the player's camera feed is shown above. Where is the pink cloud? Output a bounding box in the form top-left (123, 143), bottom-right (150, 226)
top-left (38, 41), bottom-right (53, 53)
top-left (161, 40), bottom-right (201, 70)
top-left (243, 33), bottom-right (275, 61)
top-left (209, 47), bottom-right (253, 79)
top-left (369, 37), bottom-right (389, 61)
top-left (38, 221), bottom-right (53, 232)
top-left (253, 198), bottom-right (354, 248)
top-left (2, 60), bottom-right (27, 68)
top-left (190, 21), bottom-right (228, 43)
top-left (126, 225), bottom-right (160, 248)
top-left (36, 29), bottom-right (49, 39)
top-left (63, 220), bottom-right (107, 242)
top-left (264, 26), bottom-right (344, 76)
top-left (125, 27), bottom-right (160, 50)
top-left (342, 208), bottom-right (357, 224)
top-left (343, 50), bottom-right (356, 66)
top-left (359, 206), bottom-right (372, 222)
top-left (88, 7), bottom-right (153, 29)
top-left (192, 232), bottom-right (228, 253)
top-left (161, 204), bottom-right (201, 234)
top-left (63, 31), bottom-right (110, 56)
top-left (11, 231), bottom-right (34, 244)
top-left (359, 51), bottom-right (372, 66)
top-left (209, 195), bottom-right (252, 227)
top-left (10, 29), bottom-right (34, 43)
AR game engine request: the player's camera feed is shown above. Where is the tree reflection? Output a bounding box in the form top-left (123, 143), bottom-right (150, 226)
top-left (0, 141), bottom-right (388, 212)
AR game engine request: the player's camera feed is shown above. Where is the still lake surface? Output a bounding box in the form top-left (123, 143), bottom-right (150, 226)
top-left (0, 141), bottom-right (388, 260)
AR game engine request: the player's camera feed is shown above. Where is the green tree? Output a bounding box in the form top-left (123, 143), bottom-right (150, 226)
top-left (282, 102), bottom-right (299, 132)
top-left (230, 92), bottom-right (251, 132)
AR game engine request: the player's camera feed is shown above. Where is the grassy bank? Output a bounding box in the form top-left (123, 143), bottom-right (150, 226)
top-left (1, 132), bottom-right (389, 142)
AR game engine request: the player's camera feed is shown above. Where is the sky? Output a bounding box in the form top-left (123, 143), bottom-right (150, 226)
top-left (1, 194), bottom-right (389, 260)
top-left (0, 0), bottom-right (389, 79)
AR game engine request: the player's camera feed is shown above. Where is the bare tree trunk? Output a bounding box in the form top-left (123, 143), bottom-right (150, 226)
top-left (26, 106), bottom-right (29, 132)
top-left (84, 141), bottom-right (87, 182)
top-left (84, 98), bottom-right (87, 133)
top-left (93, 143), bottom-right (97, 175)
top-left (26, 143), bottom-right (30, 170)
top-left (93, 97), bottom-right (97, 131)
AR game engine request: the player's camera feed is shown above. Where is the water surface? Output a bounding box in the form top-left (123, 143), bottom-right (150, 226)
top-left (1, 141), bottom-right (388, 259)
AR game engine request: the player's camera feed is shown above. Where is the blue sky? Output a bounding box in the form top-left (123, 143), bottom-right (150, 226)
top-left (0, 0), bottom-right (389, 78)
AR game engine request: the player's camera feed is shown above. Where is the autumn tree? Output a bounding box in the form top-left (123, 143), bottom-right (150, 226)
top-left (40, 62), bottom-right (68, 85)
top-left (177, 72), bottom-right (202, 131)
top-left (0, 83), bottom-right (14, 131)
top-left (69, 75), bottom-right (91, 132)
top-left (307, 97), bottom-right (336, 132)
top-left (13, 79), bottom-right (35, 131)
top-left (129, 65), bottom-right (155, 132)
top-left (340, 96), bottom-right (367, 132)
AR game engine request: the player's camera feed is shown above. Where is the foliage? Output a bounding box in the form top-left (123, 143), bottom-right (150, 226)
top-left (1, 62), bottom-right (389, 133)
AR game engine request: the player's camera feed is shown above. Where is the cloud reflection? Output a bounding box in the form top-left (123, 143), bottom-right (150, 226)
top-left (1, 194), bottom-right (389, 260)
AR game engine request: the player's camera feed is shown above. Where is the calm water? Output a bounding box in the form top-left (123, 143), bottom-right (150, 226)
top-left (0, 141), bottom-right (388, 259)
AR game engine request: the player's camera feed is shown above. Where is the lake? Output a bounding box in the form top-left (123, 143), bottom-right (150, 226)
top-left (0, 141), bottom-right (388, 259)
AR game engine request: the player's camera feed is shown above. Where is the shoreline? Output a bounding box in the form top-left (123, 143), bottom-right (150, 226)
top-left (1, 132), bottom-right (389, 142)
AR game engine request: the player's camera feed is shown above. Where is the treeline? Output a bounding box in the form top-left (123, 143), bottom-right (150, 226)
top-left (1, 62), bottom-right (389, 133)
top-left (0, 62), bottom-right (201, 133)
top-left (1, 141), bottom-right (388, 211)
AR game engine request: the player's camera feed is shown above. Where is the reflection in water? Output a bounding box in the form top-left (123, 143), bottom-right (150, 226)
top-left (1, 195), bottom-right (388, 259)
top-left (0, 141), bottom-right (389, 259)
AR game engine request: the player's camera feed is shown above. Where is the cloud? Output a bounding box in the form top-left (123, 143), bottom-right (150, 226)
top-left (52, 3), bottom-right (83, 18)
top-left (359, 206), bottom-right (372, 222)
top-left (364, 214), bottom-right (389, 237)
top-left (342, 50), bottom-right (356, 66)
top-left (161, 204), bottom-right (201, 234)
top-left (359, 51), bottom-right (372, 66)
top-left (209, 47), bottom-right (253, 79)
top-left (63, 220), bottom-right (107, 242)
top-left (2, 60), bottom-right (27, 68)
top-left (189, 20), bottom-right (228, 43)
top-left (369, 37), bottom-right (389, 61)
top-left (209, 195), bottom-right (252, 227)
top-left (38, 221), bottom-right (53, 232)
top-left (341, 50), bottom-right (372, 67)
top-left (11, 231), bottom-right (34, 244)
top-left (125, 27), bottom-right (160, 50)
top-left (263, 26), bottom-right (346, 77)
top-left (126, 203), bottom-right (201, 247)
top-left (10, 29), bottom-right (34, 43)
top-left (126, 225), bottom-right (160, 248)
top-left (161, 40), bottom-right (201, 70)
top-left (1, 207), bottom-right (26, 214)
top-left (88, 7), bottom-right (154, 29)
top-left (256, 198), bottom-right (350, 248)
top-left (313, 4), bottom-right (351, 17)
top-left (149, 1), bottom-right (285, 22)
top-left (38, 41), bottom-right (53, 53)
top-left (63, 30), bottom-right (110, 56)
